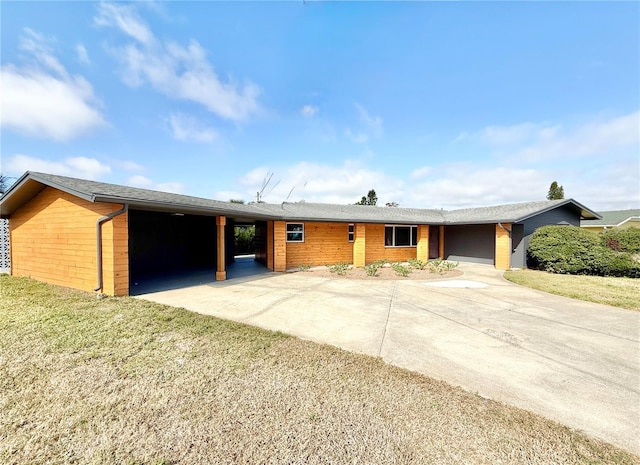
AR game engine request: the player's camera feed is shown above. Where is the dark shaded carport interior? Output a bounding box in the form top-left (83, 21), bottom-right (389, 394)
top-left (444, 224), bottom-right (495, 265)
top-left (128, 210), bottom-right (270, 295)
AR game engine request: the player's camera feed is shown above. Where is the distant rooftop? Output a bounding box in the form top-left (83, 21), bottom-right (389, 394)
top-left (581, 209), bottom-right (640, 227)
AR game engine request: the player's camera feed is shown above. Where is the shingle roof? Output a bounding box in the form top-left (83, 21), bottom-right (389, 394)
top-left (581, 209), bottom-right (640, 227)
top-left (0, 171), bottom-right (600, 223)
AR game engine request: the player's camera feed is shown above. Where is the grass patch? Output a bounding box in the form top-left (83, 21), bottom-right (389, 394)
top-left (504, 269), bottom-right (640, 311)
top-left (1, 274), bottom-right (638, 464)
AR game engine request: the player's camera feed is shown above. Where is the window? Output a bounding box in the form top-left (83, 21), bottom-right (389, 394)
top-left (348, 224), bottom-right (354, 242)
top-left (286, 223), bottom-right (304, 242)
top-left (384, 225), bottom-right (418, 247)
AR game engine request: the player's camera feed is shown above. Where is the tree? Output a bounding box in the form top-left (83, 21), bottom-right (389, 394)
top-left (229, 199), bottom-right (245, 204)
top-left (385, 202), bottom-right (399, 207)
top-left (547, 181), bottom-right (565, 200)
top-left (0, 174), bottom-right (10, 195)
top-left (355, 189), bottom-right (378, 206)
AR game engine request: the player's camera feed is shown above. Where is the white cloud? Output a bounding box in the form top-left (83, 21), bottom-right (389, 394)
top-left (75, 44), bottom-right (90, 65)
top-left (156, 181), bottom-right (184, 194)
top-left (477, 111), bottom-right (639, 162)
top-left (168, 113), bottom-right (217, 143)
top-left (355, 102), bottom-right (383, 138)
top-left (235, 161), bottom-right (403, 205)
top-left (95, 2), bottom-right (260, 121)
top-left (345, 128), bottom-right (368, 144)
top-left (127, 175), bottom-right (153, 187)
top-left (301, 105), bottom-right (318, 118)
top-left (345, 103), bottom-right (383, 144)
top-left (410, 166), bottom-right (431, 180)
top-left (0, 29), bottom-right (105, 141)
top-left (94, 2), bottom-right (154, 45)
top-left (114, 159), bottom-right (145, 171)
top-left (125, 175), bottom-right (183, 194)
top-left (6, 154), bottom-right (111, 180)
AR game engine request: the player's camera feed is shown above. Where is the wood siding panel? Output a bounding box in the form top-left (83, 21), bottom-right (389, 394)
top-left (9, 187), bottom-right (129, 295)
top-left (365, 224), bottom-right (417, 264)
top-left (273, 221), bottom-right (286, 272)
top-left (285, 222), bottom-right (353, 269)
top-left (495, 223), bottom-right (511, 270)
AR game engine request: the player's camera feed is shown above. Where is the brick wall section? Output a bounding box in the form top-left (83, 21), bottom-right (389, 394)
top-left (495, 223), bottom-right (511, 270)
top-left (285, 222), bottom-right (353, 269)
top-left (10, 187), bottom-right (129, 295)
top-left (365, 224), bottom-right (417, 264)
top-left (273, 221), bottom-right (286, 272)
top-left (353, 223), bottom-right (366, 267)
top-left (416, 225), bottom-right (429, 262)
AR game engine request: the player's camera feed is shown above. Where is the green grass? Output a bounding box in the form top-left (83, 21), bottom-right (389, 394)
top-left (1, 275), bottom-right (638, 464)
top-left (504, 269), bottom-right (640, 311)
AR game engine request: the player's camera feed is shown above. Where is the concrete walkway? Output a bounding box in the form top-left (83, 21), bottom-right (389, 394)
top-left (139, 264), bottom-right (640, 454)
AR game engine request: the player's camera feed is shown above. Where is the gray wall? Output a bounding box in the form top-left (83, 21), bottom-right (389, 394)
top-left (511, 204), bottom-right (582, 269)
top-left (444, 224), bottom-right (495, 265)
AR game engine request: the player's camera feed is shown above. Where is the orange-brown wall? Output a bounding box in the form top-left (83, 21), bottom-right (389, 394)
top-left (364, 224), bottom-right (417, 264)
top-left (285, 222), bottom-right (353, 268)
top-left (10, 187), bottom-right (129, 295)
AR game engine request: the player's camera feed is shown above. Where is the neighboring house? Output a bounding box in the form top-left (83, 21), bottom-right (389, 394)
top-left (0, 171), bottom-right (600, 296)
top-left (581, 209), bottom-right (640, 233)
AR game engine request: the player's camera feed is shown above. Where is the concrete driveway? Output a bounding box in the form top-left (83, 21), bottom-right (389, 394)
top-left (139, 264), bottom-right (640, 454)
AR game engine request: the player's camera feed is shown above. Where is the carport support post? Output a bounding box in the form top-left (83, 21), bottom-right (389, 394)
top-left (216, 216), bottom-right (227, 281)
top-left (439, 226), bottom-right (445, 259)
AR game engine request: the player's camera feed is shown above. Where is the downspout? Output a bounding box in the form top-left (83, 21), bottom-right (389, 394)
top-left (94, 204), bottom-right (128, 292)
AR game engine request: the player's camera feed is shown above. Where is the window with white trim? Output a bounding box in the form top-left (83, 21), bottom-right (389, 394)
top-left (348, 224), bottom-right (354, 242)
top-left (384, 225), bottom-right (418, 247)
top-left (286, 223), bottom-right (304, 242)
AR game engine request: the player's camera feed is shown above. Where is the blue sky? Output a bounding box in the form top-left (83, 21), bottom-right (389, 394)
top-left (1, 1), bottom-right (638, 210)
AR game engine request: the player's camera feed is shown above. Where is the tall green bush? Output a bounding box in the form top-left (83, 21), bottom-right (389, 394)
top-left (528, 225), bottom-right (639, 278)
top-left (600, 228), bottom-right (640, 254)
top-left (234, 226), bottom-right (255, 255)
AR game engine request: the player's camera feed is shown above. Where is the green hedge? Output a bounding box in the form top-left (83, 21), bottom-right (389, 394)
top-left (528, 225), bottom-right (640, 278)
top-left (600, 227), bottom-right (640, 254)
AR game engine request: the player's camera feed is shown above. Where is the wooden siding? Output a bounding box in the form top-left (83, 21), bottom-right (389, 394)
top-left (439, 225), bottom-right (445, 259)
top-left (365, 224), bottom-right (417, 264)
top-left (273, 221), bottom-right (286, 272)
top-left (353, 223), bottom-right (366, 267)
top-left (285, 222), bottom-right (353, 268)
top-left (416, 225), bottom-right (429, 262)
top-left (10, 187), bottom-right (129, 295)
top-left (495, 223), bottom-right (511, 270)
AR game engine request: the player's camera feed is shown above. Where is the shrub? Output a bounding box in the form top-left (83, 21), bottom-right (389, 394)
top-left (364, 263), bottom-right (381, 276)
top-left (528, 225), bottom-right (640, 278)
top-left (298, 263), bottom-right (312, 272)
top-left (601, 228), bottom-right (640, 254)
top-left (391, 263), bottom-right (412, 277)
top-left (326, 262), bottom-right (351, 276)
top-left (408, 259), bottom-right (427, 270)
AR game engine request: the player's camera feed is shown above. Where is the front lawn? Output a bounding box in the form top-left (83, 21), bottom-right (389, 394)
top-left (1, 275), bottom-right (638, 464)
top-left (504, 269), bottom-right (640, 311)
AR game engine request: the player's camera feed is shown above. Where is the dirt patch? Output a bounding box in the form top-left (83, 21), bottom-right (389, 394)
top-left (300, 265), bottom-right (463, 280)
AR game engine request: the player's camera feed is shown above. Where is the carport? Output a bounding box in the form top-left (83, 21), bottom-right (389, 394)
top-left (444, 224), bottom-right (495, 265)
